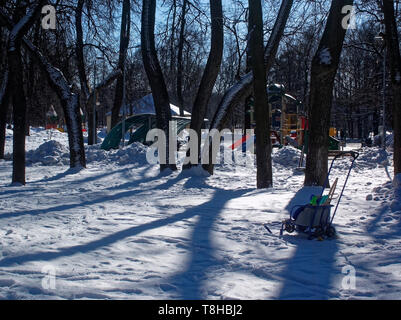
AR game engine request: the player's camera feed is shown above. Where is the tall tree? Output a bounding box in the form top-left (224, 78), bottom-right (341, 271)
top-left (75, 0), bottom-right (92, 143)
top-left (0, 7), bottom-right (87, 169)
top-left (382, 0), bottom-right (401, 177)
top-left (176, 0), bottom-right (188, 117)
top-left (111, 0), bottom-right (131, 130)
top-left (183, 0), bottom-right (224, 170)
top-left (0, 66), bottom-right (9, 160)
top-left (304, 0), bottom-right (354, 186)
top-left (249, 0), bottom-right (272, 188)
top-left (76, 0), bottom-right (121, 144)
top-left (202, 0), bottom-right (294, 174)
top-left (0, 22), bottom-right (8, 160)
top-left (8, 1), bottom-right (44, 185)
top-left (141, 0), bottom-right (177, 172)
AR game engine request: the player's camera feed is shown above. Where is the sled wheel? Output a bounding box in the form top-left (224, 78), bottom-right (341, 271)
top-left (314, 226), bottom-right (324, 238)
top-left (284, 220), bottom-right (295, 233)
top-left (326, 225), bottom-right (336, 238)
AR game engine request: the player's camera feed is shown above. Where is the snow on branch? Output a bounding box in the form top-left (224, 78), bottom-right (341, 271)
top-left (8, 1), bottom-right (45, 52)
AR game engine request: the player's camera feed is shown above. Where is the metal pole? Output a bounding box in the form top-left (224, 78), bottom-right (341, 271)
top-left (382, 45), bottom-right (386, 150)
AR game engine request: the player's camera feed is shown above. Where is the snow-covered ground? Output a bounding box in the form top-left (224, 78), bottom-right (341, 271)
top-left (0, 128), bottom-right (400, 299)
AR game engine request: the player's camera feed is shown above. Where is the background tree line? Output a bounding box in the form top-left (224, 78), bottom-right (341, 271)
top-left (0, 0), bottom-right (400, 188)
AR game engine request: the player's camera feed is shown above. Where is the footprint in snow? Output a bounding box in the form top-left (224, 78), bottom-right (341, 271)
top-left (160, 283), bottom-right (177, 292)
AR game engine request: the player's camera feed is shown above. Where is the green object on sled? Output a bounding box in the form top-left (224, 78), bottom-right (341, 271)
top-left (310, 196), bottom-right (318, 205)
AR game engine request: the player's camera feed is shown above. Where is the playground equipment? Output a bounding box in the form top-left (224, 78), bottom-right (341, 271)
top-left (297, 130), bottom-right (341, 169)
top-left (234, 84), bottom-right (307, 152)
top-left (273, 151), bottom-right (359, 240)
top-left (45, 105), bottom-right (58, 130)
top-left (268, 84), bottom-right (306, 146)
top-left (101, 114), bottom-right (191, 151)
top-left (229, 131), bottom-right (281, 152)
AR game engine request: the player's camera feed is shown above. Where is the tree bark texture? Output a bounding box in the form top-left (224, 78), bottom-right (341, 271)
top-left (249, 0), bottom-right (273, 188)
top-left (304, 0), bottom-right (353, 187)
top-left (202, 0), bottom-right (293, 174)
top-left (382, 0), bottom-right (401, 176)
top-left (141, 0), bottom-right (177, 171)
top-left (183, 0), bottom-right (223, 169)
top-left (111, 0), bottom-right (131, 130)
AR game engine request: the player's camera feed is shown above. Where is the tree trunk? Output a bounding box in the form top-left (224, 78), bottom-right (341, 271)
top-left (8, 1), bottom-right (45, 185)
top-left (244, 96), bottom-right (252, 134)
top-left (202, 0), bottom-right (293, 174)
top-left (9, 46), bottom-right (27, 184)
top-left (176, 0), bottom-right (188, 117)
top-left (249, 0), bottom-right (273, 188)
top-left (111, 0), bottom-right (131, 130)
top-left (382, 0), bottom-right (401, 176)
top-left (0, 68), bottom-right (9, 159)
top-left (1, 4), bottom-right (86, 169)
top-left (24, 39), bottom-right (86, 168)
top-left (75, 0), bottom-right (94, 145)
top-left (183, 0), bottom-right (223, 169)
top-left (141, 0), bottom-right (176, 172)
top-left (304, 0), bottom-right (353, 187)
top-left (63, 95), bottom-right (86, 168)
top-left (169, 0), bottom-right (177, 76)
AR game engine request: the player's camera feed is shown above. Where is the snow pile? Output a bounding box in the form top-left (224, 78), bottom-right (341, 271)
top-left (26, 140), bottom-right (70, 166)
top-left (108, 142), bottom-right (149, 166)
top-left (373, 132), bottom-right (393, 148)
top-left (356, 147), bottom-right (389, 169)
top-left (86, 142), bottom-right (149, 166)
top-left (365, 174), bottom-right (401, 213)
top-left (25, 140), bottom-right (150, 167)
top-left (178, 165), bottom-right (211, 178)
top-left (272, 146), bottom-right (301, 167)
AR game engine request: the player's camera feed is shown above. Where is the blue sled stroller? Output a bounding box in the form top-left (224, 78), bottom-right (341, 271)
top-left (278, 151), bottom-right (359, 240)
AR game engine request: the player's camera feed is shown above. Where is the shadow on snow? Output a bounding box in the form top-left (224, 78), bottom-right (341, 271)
top-left (276, 187), bottom-right (340, 299)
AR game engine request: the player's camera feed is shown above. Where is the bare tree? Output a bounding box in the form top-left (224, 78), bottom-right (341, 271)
top-left (0, 66), bottom-right (9, 160)
top-left (0, 8), bottom-right (87, 170)
top-left (76, 0), bottom-right (121, 144)
top-left (0, 22), bottom-right (8, 159)
top-left (249, 0), bottom-right (273, 188)
top-left (111, 0), bottom-right (131, 129)
top-left (141, 0), bottom-right (177, 172)
top-left (381, 0), bottom-right (401, 177)
top-left (75, 0), bottom-right (92, 143)
top-left (176, 0), bottom-right (188, 117)
top-left (183, 0), bottom-right (224, 170)
top-left (7, 1), bottom-right (45, 185)
top-left (304, 0), bottom-right (354, 187)
top-left (202, 0), bottom-right (294, 175)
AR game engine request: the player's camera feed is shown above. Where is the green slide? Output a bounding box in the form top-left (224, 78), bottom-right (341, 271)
top-left (101, 114), bottom-right (191, 151)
